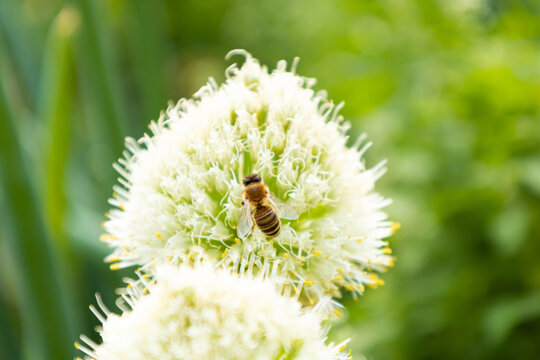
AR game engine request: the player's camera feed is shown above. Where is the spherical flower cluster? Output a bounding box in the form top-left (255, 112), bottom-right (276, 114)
top-left (76, 265), bottom-right (349, 360)
top-left (102, 50), bottom-right (395, 311)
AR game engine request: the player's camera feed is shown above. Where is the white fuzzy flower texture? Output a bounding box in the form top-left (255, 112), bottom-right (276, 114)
top-left (76, 265), bottom-right (349, 360)
top-left (102, 50), bottom-right (396, 311)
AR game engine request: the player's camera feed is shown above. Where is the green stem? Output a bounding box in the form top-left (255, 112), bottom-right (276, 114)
top-left (40, 7), bottom-right (84, 356)
top-left (75, 0), bottom-right (130, 154)
top-left (124, 0), bottom-right (167, 131)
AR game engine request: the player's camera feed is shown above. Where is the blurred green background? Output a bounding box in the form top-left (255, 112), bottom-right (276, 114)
top-left (1, 0), bottom-right (539, 359)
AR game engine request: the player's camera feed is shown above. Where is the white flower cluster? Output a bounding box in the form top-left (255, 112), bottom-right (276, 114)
top-left (76, 265), bottom-right (349, 360)
top-left (79, 51), bottom-right (396, 359)
top-left (102, 50), bottom-right (395, 311)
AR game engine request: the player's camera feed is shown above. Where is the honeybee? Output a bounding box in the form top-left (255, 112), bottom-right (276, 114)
top-left (237, 173), bottom-right (298, 239)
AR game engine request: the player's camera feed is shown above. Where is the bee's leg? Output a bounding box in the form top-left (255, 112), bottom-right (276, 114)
top-left (249, 210), bottom-right (255, 236)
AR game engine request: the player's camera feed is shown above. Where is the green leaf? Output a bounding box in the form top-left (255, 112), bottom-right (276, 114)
top-left (0, 55), bottom-right (73, 360)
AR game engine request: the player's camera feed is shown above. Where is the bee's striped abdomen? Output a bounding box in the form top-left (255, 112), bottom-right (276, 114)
top-left (254, 205), bottom-right (281, 237)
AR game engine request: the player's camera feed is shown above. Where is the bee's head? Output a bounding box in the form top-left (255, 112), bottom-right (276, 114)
top-left (243, 173), bottom-right (262, 186)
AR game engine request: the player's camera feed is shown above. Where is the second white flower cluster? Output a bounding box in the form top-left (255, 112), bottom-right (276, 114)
top-left (77, 50), bottom-right (396, 360)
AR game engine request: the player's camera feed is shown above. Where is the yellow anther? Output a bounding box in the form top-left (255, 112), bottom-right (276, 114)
top-left (333, 308), bottom-right (342, 318)
top-left (235, 237), bottom-right (240, 243)
top-left (358, 284), bottom-right (365, 292)
top-left (390, 222), bottom-right (401, 233)
top-left (313, 251), bottom-right (322, 256)
top-left (119, 204), bottom-right (125, 211)
top-left (142, 274), bottom-right (149, 279)
top-left (283, 253), bottom-right (289, 258)
top-left (127, 284), bottom-right (132, 289)
top-left (367, 274), bottom-right (385, 288)
top-left (74, 342), bottom-right (80, 349)
top-left (382, 247), bottom-right (392, 254)
top-left (345, 284), bottom-right (355, 291)
top-left (337, 268), bottom-right (345, 274)
top-left (155, 233), bottom-right (162, 239)
top-left (388, 258), bottom-right (395, 267)
top-left (339, 344), bottom-right (346, 351)
top-left (309, 298), bottom-right (314, 305)
top-left (334, 276), bottom-right (343, 281)
top-left (304, 280), bottom-right (312, 286)
top-left (110, 263), bottom-right (121, 270)
top-left (221, 248), bottom-right (228, 258)
top-left (143, 287), bottom-right (149, 293)
top-left (356, 237), bottom-right (364, 242)
top-left (294, 286), bottom-right (299, 293)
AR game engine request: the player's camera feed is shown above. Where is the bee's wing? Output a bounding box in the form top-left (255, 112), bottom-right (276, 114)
top-left (268, 193), bottom-right (299, 220)
top-left (237, 198), bottom-right (254, 239)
